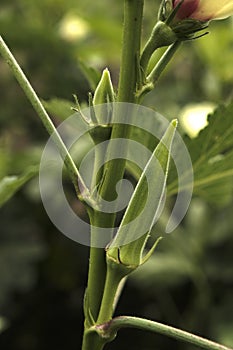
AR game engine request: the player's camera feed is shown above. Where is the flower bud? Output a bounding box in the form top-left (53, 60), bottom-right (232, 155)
top-left (157, 0), bottom-right (233, 43)
top-left (173, 0), bottom-right (233, 21)
top-left (157, 1), bottom-right (208, 42)
top-left (89, 68), bottom-right (115, 142)
top-left (140, 21), bottom-right (177, 72)
top-left (93, 68), bottom-right (115, 107)
top-left (106, 120), bottom-right (177, 273)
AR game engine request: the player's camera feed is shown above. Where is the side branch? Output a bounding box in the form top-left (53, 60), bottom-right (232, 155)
top-left (96, 316), bottom-right (233, 350)
top-left (0, 36), bottom-right (88, 196)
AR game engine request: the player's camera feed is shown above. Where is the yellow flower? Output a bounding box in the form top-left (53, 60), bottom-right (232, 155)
top-left (173, 0), bottom-right (233, 21)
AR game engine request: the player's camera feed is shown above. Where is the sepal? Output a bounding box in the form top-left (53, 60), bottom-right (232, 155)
top-left (93, 68), bottom-right (115, 106)
top-left (106, 120), bottom-right (177, 271)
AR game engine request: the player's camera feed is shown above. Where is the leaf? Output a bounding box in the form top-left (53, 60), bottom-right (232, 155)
top-left (0, 167), bottom-right (38, 208)
top-left (78, 60), bottom-right (101, 91)
top-left (126, 110), bottom-right (166, 181)
top-left (42, 98), bottom-right (73, 121)
top-left (132, 197), bottom-right (233, 290)
top-left (168, 101), bottom-right (233, 206)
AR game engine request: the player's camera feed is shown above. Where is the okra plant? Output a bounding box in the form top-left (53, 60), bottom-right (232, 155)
top-left (1, 1), bottom-right (233, 349)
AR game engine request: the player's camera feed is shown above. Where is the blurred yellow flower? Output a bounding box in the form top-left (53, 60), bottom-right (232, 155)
top-left (179, 102), bottom-right (215, 138)
top-left (59, 14), bottom-right (90, 42)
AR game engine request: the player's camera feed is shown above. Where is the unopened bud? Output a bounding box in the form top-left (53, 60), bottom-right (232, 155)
top-left (93, 68), bottom-right (115, 106)
top-left (106, 120), bottom-right (177, 273)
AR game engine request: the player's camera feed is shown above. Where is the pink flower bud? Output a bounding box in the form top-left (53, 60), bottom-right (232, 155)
top-left (173, 0), bottom-right (233, 21)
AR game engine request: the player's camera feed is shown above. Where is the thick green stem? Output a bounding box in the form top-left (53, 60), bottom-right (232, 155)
top-left (98, 316), bottom-right (233, 350)
top-left (81, 330), bottom-right (107, 350)
top-left (81, 213), bottom-right (115, 350)
top-left (117, 0), bottom-right (144, 103)
top-left (98, 0), bottom-right (144, 201)
top-left (87, 0), bottom-right (144, 315)
top-left (93, 0), bottom-right (144, 323)
top-left (0, 35), bottom-right (88, 196)
top-left (82, 1), bottom-right (144, 349)
top-left (85, 245), bottom-right (106, 322)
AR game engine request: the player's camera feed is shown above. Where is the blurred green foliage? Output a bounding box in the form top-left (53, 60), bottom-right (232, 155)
top-left (0, 1), bottom-right (233, 350)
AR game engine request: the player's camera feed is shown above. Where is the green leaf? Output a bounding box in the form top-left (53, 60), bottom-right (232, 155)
top-left (42, 98), bottom-right (73, 121)
top-left (0, 167), bottom-right (38, 208)
top-left (107, 120), bottom-right (177, 268)
top-left (168, 101), bottom-right (233, 206)
top-left (125, 112), bottom-right (164, 181)
top-left (78, 60), bottom-right (101, 91)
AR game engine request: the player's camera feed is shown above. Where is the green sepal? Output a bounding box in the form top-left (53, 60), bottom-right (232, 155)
top-left (141, 236), bottom-right (163, 265)
top-left (107, 120), bottom-right (177, 268)
top-left (107, 235), bottom-right (147, 270)
top-left (72, 94), bottom-right (91, 124)
top-left (88, 92), bottom-right (99, 124)
top-left (172, 19), bottom-right (209, 41)
top-left (158, 0), bottom-right (173, 22)
top-left (83, 289), bottom-right (96, 328)
top-left (106, 248), bottom-right (137, 278)
top-left (93, 68), bottom-right (115, 106)
top-left (87, 68), bottom-right (115, 139)
top-left (89, 124), bottom-right (112, 145)
top-left (150, 21), bottom-right (177, 48)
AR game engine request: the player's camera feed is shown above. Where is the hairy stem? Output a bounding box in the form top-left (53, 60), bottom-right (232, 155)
top-left (0, 36), bottom-right (88, 196)
top-left (93, 0), bottom-right (144, 322)
top-left (82, 1), bottom-right (144, 348)
top-left (117, 0), bottom-right (144, 103)
top-left (97, 0), bottom-right (144, 205)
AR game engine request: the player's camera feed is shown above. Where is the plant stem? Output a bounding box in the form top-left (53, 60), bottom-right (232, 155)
top-left (85, 244), bottom-right (106, 322)
top-left (117, 0), bottom-right (144, 103)
top-left (93, 0), bottom-right (144, 323)
top-left (136, 41), bottom-right (181, 101)
top-left (98, 316), bottom-right (233, 350)
top-left (140, 25), bottom-right (160, 74)
top-left (0, 35), bottom-right (88, 196)
top-left (98, 0), bottom-right (144, 202)
top-left (147, 40), bottom-right (181, 84)
top-left (81, 330), bottom-right (107, 350)
top-left (87, 0), bottom-right (144, 315)
top-left (140, 21), bottom-right (176, 74)
top-left (82, 1), bottom-right (144, 348)
top-left (97, 263), bottom-right (125, 324)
